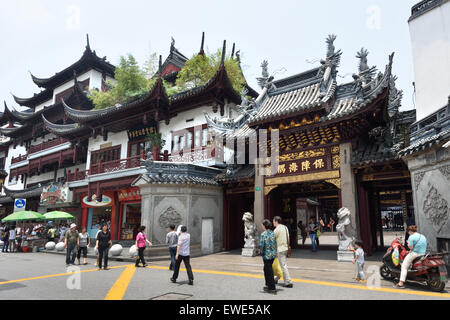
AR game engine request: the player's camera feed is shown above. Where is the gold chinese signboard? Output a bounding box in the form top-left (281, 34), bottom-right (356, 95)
top-left (127, 123), bottom-right (157, 142)
top-left (265, 145), bottom-right (341, 187)
top-left (266, 170), bottom-right (340, 186)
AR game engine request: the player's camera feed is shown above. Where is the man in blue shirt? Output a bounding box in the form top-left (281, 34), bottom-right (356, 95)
top-left (395, 225), bottom-right (427, 289)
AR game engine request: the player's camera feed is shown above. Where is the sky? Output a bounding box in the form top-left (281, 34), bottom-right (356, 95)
top-left (0, 0), bottom-right (418, 112)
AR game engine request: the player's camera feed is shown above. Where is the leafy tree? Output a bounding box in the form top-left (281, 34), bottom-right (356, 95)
top-left (89, 54), bottom-right (151, 110)
top-left (176, 50), bottom-right (246, 94)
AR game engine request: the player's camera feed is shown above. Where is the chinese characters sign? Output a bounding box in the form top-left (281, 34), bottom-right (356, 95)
top-left (127, 123), bottom-right (157, 142)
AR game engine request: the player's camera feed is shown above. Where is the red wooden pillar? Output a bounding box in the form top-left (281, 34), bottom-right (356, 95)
top-left (81, 207), bottom-right (88, 229)
top-left (357, 177), bottom-right (373, 255)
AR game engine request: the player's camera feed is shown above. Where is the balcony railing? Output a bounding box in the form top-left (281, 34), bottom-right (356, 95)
top-left (29, 138), bottom-right (69, 154)
top-left (11, 154), bottom-right (27, 164)
top-left (67, 169), bottom-right (88, 182)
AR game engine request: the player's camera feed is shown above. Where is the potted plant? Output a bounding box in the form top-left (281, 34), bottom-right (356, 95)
top-left (146, 132), bottom-right (166, 161)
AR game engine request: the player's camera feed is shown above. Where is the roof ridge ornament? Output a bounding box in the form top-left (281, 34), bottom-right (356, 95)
top-left (86, 34), bottom-right (91, 51)
top-left (170, 37), bottom-right (175, 53)
top-left (199, 32), bottom-right (205, 55)
top-left (326, 34), bottom-right (337, 58)
top-left (220, 40), bottom-right (227, 67)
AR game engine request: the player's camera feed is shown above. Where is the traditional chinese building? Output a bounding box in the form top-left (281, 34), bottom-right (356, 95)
top-left (400, 0), bottom-right (450, 265)
top-left (7, 34), bottom-right (256, 252)
top-left (210, 36), bottom-right (416, 255)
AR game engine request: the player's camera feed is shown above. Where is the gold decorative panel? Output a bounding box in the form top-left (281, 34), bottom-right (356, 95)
top-left (266, 170), bottom-right (340, 186)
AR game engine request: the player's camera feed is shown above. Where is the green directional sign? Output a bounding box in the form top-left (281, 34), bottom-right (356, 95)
top-left (256, 187), bottom-right (261, 192)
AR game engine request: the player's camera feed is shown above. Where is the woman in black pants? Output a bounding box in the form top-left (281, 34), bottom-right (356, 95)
top-left (96, 224), bottom-right (112, 270)
top-left (135, 226), bottom-right (152, 267)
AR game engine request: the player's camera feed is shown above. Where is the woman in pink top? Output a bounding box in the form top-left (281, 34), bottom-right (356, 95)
top-left (135, 226), bottom-right (152, 267)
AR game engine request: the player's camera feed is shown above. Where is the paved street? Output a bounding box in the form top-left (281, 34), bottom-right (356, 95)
top-left (0, 250), bottom-right (449, 300)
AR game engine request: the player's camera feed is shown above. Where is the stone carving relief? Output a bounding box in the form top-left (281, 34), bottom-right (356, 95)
top-left (414, 171), bottom-right (426, 191)
top-left (438, 165), bottom-right (450, 182)
top-left (423, 186), bottom-right (449, 233)
top-left (158, 207), bottom-right (182, 228)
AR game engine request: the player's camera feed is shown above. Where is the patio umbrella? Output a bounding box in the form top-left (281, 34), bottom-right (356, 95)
top-left (43, 211), bottom-right (74, 221)
top-left (1, 211), bottom-right (45, 223)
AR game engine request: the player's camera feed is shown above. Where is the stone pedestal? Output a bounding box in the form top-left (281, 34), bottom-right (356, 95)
top-left (242, 247), bottom-right (259, 257)
top-left (337, 250), bottom-right (354, 262)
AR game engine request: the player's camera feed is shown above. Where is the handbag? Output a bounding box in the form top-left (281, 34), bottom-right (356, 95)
top-left (316, 229), bottom-right (321, 238)
top-left (272, 258), bottom-right (283, 278)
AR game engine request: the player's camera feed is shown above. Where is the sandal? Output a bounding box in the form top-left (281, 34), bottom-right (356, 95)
top-left (393, 283), bottom-right (405, 289)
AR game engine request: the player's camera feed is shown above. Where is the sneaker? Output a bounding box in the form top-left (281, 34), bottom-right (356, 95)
top-left (267, 289), bottom-right (277, 295)
top-left (170, 278), bottom-right (176, 283)
top-left (104, 268), bottom-right (110, 271)
top-left (189, 280), bottom-right (194, 286)
top-left (284, 283), bottom-right (293, 288)
top-left (263, 286), bottom-right (269, 292)
top-left (393, 283), bottom-right (405, 289)
top-left (143, 264), bottom-right (148, 267)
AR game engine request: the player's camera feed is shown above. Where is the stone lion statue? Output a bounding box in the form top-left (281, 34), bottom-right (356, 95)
top-left (242, 212), bottom-right (258, 248)
top-left (336, 207), bottom-right (355, 251)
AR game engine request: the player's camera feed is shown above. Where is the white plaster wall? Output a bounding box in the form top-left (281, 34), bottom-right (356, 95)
top-left (86, 131), bottom-right (129, 170)
top-left (52, 70), bottom-right (92, 100)
top-left (3, 144), bottom-right (27, 191)
top-left (409, 1), bottom-right (450, 120)
top-left (158, 102), bottom-right (237, 155)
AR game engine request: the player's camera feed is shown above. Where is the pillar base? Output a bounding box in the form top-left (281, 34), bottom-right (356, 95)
top-left (337, 250), bottom-right (354, 262)
top-left (242, 247), bottom-right (260, 257)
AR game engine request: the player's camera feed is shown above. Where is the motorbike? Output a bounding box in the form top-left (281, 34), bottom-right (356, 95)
top-left (380, 238), bottom-right (448, 292)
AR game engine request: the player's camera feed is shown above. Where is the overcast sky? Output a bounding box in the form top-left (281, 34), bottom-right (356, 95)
top-left (0, 0), bottom-right (418, 112)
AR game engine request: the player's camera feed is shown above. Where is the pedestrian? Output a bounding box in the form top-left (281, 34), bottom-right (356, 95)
top-left (59, 224), bottom-right (67, 243)
top-left (260, 219), bottom-right (277, 294)
top-left (95, 226), bottom-right (102, 267)
top-left (170, 226), bottom-right (194, 285)
top-left (394, 225), bottom-right (427, 289)
top-left (273, 216), bottom-right (293, 288)
top-left (297, 221), bottom-right (307, 246)
top-left (2, 225), bottom-right (10, 253)
top-left (8, 225), bottom-right (17, 253)
top-left (47, 226), bottom-right (56, 243)
top-left (96, 224), bottom-right (112, 271)
top-left (135, 226), bottom-right (152, 267)
top-left (166, 224), bottom-right (178, 270)
top-left (308, 217), bottom-right (320, 252)
top-left (351, 240), bottom-right (366, 283)
top-left (64, 223), bottom-right (79, 266)
top-left (77, 227), bottom-right (90, 265)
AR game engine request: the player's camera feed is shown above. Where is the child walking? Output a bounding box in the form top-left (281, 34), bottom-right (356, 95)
top-left (352, 240), bottom-right (366, 283)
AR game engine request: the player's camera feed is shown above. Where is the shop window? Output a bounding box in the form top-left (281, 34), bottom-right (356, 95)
top-left (172, 125), bottom-right (209, 153)
top-left (128, 140), bottom-right (150, 158)
top-left (121, 203), bottom-right (141, 240)
top-left (89, 207), bottom-right (112, 238)
top-left (91, 145), bottom-right (121, 164)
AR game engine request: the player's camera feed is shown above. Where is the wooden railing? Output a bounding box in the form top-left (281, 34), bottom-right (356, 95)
top-left (67, 169), bottom-right (88, 182)
top-left (11, 154), bottom-right (27, 164)
top-left (29, 138), bottom-right (69, 154)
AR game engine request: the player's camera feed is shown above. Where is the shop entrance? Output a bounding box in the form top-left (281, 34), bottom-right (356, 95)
top-left (120, 203), bottom-right (142, 240)
top-left (88, 206), bottom-right (112, 239)
top-left (266, 181), bottom-right (340, 249)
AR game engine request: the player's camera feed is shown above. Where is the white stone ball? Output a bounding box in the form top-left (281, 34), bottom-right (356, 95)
top-left (45, 242), bottom-right (56, 250)
top-left (129, 245), bottom-right (138, 257)
top-left (110, 244), bottom-right (123, 256)
top-left (55, 242), bottom-right (65, 251)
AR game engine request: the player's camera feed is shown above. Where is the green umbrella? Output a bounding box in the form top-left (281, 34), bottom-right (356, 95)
top-left (1, 211), bottom-right (45, 222)
top-left (43, 211), bottom-right (74, 220)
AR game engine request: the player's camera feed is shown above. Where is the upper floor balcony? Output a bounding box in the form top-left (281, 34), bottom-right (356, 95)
top-left (29, 138), bottom-right (69, 154)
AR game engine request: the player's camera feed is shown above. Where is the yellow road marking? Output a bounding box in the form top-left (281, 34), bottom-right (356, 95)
top-left (0, 265), bottom-right (129, 286)
top-left (104, 265), bottom-right (137, 300)
top-left (146, 266), bottom-right (450, 299)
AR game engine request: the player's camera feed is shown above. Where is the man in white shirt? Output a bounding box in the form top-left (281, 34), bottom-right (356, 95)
top-left (9, 226), bottom-right (17, 253)
top-left (273, 216), bottom-right (293, 288)
top-left (170, 226), bottom-right (194, 285)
